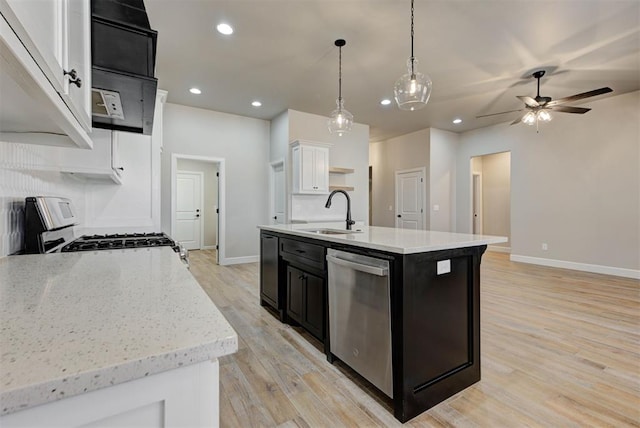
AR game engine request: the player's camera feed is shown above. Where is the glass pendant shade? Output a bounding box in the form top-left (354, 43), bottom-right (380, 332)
top-left (328, 98), bottom-right (353, 136)
top-left (327, 39), bottom-right (353, 136)
top-left (394, 58), bottom-right (432, 111)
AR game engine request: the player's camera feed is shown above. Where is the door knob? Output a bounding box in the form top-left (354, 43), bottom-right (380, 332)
top-left (195, 214), bottom-right (200, 218)
top-left (397, 214), bottom-right (401, 218)
top-left (273, 216), bottom-right (277, 220)
top-left (196, 209), bottom-right (200, 212)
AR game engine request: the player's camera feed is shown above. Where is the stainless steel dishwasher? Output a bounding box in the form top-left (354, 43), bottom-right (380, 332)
top-left (326, 248), bottom-right (393, 398)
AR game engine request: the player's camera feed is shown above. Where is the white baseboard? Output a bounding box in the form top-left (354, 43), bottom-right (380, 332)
top-left (220, 255), bottom-right (259, 266)
top-left (488, 245), bottom-right (511, 254)
top-left (510, 254), bottom-right (640, 279)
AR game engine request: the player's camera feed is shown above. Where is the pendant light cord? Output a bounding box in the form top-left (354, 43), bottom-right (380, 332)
top-left (410, 0), bottom-right (415, 77)
top-left (338, 44), bottom-right (343, 102)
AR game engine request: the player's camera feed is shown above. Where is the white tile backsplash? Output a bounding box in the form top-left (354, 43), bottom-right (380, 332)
top-left (291, 193), bottom-right (349, 222)
top-left (0, 142), bottom-right (86, 257)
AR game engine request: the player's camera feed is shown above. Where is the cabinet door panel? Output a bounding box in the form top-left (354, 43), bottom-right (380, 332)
top-left (303, 273), bottom-right (324, 340)
top-left (64, 0), bottom-right (91, 129)
top-left (3, 0), bottom-right (66, 90)
top-left (260, 234), bottom-right (279, 307)
top-left (314, 147), bottom-right (329, 193)
top-left (286, 266), bottom-right (304, 324)
top-left (300, 145), bottom-right (316, 192)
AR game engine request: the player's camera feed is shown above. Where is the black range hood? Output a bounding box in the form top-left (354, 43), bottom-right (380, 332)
top-left (91, 0), bottom-right (158, 135)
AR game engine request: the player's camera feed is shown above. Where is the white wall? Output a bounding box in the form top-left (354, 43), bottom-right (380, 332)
top-left (457, 91), bottom-right (640, 274)
top-left (429, 129), bottom-right (459, 232)
top-left (369, 128), bottom-right (430, 227)
top-left (270, 110), bottom-right (289, 163)
top-left (161, 103), bottom-right (270, 261)
top-left (177, 159), bottom-right (219, 248)
top-left (270, 109), bottom-right (370, 224)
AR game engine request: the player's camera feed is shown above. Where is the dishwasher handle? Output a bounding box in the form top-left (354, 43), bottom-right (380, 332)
top-left (326, 255), bottom-right (388, 276)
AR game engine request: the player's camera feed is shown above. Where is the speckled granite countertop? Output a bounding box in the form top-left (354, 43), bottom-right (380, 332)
top-left (259, 224), bottom-right (508, 254)
top-left (0, 247), bottom-right (237, 416)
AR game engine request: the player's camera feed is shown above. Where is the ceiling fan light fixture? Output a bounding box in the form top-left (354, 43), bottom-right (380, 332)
top-left (537, 110), bottom-right (552, 122)
top-left (523, 111), bottom-right (536, 125)
top-left (328, 39), bottom-right (353, 136)
top-left (394, 0), bottom-right (432, 111)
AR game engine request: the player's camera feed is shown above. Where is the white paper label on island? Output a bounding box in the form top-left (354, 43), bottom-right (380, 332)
top-left (437, 259), bottom-right (451, 275)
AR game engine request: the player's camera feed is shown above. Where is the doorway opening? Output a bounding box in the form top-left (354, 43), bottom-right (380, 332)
top-left (269, 159), bottom-right (286, 224)
top-left (470, 152), bottom-right (511, 253)
top-left (395, 167), bottom-right (426, 230)
top-left (171, 154), bottom-right (225, 264)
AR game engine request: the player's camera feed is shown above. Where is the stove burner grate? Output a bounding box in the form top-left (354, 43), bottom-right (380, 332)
top-left (61, 233), bottom-right (176, 252)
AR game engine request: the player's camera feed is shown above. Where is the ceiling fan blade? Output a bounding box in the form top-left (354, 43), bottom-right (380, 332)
top-left (510, 115), bottom-right (524, 125)
top-left (517, 96), bottom-right (539, 108)
top-left (546, 87), bottom-right (613, 107)
top-left (549, 106), bottom-right (591, 114)
top-left (476, 109), bottom-right (523, 118)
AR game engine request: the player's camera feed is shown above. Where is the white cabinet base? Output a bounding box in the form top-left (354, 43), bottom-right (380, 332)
top-left (0, 360), bottom-right (220, 428)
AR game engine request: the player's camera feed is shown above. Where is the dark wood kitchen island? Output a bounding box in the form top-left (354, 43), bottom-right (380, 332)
top-left (258, 224), bottom-right (507, 423)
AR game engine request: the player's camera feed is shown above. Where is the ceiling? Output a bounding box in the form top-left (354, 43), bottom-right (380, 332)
top-left (145, 0), bottom-right (640, 142)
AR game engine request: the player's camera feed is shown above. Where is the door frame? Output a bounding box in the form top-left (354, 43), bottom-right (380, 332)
top-left (394, 167), bottom-right (427, 229)
top-left (176, 170), bottom-right (204, 250)
top-left (269, 158), bottom-right (286, 224)
top-left (171, 154), bottom-right (226, 265)
top-left (472, 173), bottom-right (483, 234)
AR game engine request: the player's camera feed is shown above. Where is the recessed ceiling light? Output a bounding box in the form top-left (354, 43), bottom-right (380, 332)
top-left (380, 99), bottom-right (392, 106)
top-left (189, 87), bottom-right (202, 95)
top-left (453, 118), bottom-right (462, 124)
top-left (216, 23), bottom-right (233, 35)
top-left (251, 100), bottom-right (262, 107)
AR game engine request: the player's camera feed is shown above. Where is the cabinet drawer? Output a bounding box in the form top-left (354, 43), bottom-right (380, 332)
top-left (281, 238), bottom-right (325, 269)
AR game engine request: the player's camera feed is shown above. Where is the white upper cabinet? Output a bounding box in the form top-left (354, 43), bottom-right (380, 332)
top-left (0, 0), bottom-right (92, 148)
top-left (291, 140), bottom-right (331, 194)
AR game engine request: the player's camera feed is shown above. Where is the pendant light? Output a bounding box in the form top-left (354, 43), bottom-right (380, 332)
top-left (328, 39), bottom-right (353, 136)
top-left (394, 0), bottom-right (432, 111)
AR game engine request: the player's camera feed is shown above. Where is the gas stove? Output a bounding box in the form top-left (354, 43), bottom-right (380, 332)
top-left (23, 197), bottom-right (188, 266)
top-left (61, 232), bottom-right (176, 252)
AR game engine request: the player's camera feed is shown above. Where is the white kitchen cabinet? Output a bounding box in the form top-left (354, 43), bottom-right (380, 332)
top-left (291, 140), bottom-right (331, 194)
top-left (0, 359), bottom-right (220, 428)
top-left (0, 0), bottom-right (92, 148)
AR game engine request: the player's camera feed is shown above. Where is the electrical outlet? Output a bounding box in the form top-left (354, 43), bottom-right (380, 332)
top-left (542, 243), bottom-right (548, 251)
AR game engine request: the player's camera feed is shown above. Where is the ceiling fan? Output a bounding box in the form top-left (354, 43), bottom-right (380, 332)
top-left (477, 70), bottom-right (613, 128)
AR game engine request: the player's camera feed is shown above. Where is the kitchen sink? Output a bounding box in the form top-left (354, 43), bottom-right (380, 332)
top-left (300, 228), bottom-right (363, 235)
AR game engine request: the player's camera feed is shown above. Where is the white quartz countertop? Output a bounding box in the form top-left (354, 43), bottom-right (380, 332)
top-left (258, 224), bottom-right (508, 254)
top-left (0, 247), bottom-right (237, 415)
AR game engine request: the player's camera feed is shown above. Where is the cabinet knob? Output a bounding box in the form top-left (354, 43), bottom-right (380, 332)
top-left (64, 69), bottom-right (82, 88)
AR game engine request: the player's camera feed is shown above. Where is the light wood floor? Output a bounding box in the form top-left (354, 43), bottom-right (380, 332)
top-left (189, 250), bottom-right (640, 427)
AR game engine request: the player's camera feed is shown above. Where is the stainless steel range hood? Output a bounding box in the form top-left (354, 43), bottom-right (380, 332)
top-left (91, 0), bottom-right (158, 135)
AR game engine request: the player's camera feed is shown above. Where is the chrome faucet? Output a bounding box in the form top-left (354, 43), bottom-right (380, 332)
top-left (325, 189), bottom-right (356, 230)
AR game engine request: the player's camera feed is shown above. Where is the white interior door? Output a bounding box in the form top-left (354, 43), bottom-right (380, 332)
top-left (271, 161), bottom-right (286, 224)
top-left (395, 169), bottom-right (424, 230)
top-left (175, 172), bottom-right (202, 250)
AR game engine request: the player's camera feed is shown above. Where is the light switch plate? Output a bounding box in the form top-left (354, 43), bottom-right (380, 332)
top-left (437, 259), bottom-right (451, 275)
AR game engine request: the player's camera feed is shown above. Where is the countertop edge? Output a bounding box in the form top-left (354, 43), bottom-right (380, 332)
top-left (0, 334), bottom-right (238, 416)
top-left (258, 225), bottom-right (508, 254)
